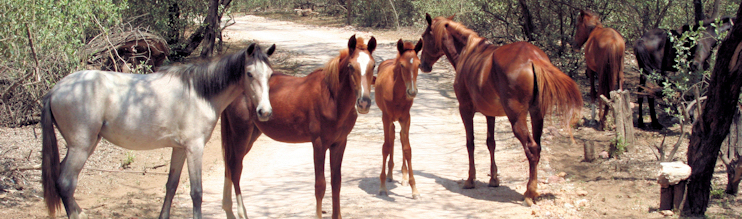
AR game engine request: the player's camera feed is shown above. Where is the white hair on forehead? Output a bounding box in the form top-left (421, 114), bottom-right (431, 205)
top-left (357, 52), bottom-right (371, 76)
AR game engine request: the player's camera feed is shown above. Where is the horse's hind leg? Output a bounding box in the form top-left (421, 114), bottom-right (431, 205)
top-left (586, 68), bottom-right (597, 123)
top-left (158, 148), bottom-right (187, 219)
top-left (379, 114), bottom-right (394, 196)
top-left (399, 114), bottom-right (419, 199)
top-left (506, 108), bottom-right (540, 206)
top-left (460, 105), bottom-right (477, 189)
top-left (58, 134), bottom-right (101, 219)
top-left (485, 116), bottom-right (499, 187)
top-left (637, 73), bottom-right (647, 128)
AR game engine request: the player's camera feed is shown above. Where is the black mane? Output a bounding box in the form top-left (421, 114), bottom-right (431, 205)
top-left (160, 44), bottom-right (271, 99)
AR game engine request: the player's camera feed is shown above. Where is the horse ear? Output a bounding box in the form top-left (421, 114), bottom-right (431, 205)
top-left (348, 34), bottom-right (357, 51)
top-left (414, 39), bottom-right (423, 54)
top-left (246, 43), bottom-right (256, 55)
top-left (266, 44), bottom-right (276, 56)
top-left (447, 14), bottom-right (455, 20)
top-left (425, 13), bottom-right (432, 26)
top-left (396, 39), bottom-right (405, 54)
top-left (368, 37), bottom-right (377, 54)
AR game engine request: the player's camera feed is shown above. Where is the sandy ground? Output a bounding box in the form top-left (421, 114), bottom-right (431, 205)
top-left (2, 13), bottom-right (741, 219)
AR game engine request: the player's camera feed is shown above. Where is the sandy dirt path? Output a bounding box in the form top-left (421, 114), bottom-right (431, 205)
top-left (195, 15), bottom-right (560, 219)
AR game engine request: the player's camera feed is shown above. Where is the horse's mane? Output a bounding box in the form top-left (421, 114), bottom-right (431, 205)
top-left (160, 44), bottom-right (271, 99)
top-left (324, 37), bottom-right (368, 92)
top-left (432, 17), bottom-right (480, 51)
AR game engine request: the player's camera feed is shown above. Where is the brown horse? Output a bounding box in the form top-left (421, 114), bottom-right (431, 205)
top-left (573, 9), bottom-right (625, 130)
top-left (220, 35), bottom-right (376, 219)
top-left (375, 39), bottom-right (424, 199)
top-left (419, 14), bottom-right (583, 206)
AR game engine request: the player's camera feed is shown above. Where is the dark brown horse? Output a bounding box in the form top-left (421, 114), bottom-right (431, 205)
top-left (634, 16), bottom-right (735, 129)
top-left (573, 9), bottom-right (625, 130)
top-left (220, 35), bottom-right (376, 219)
top-left (375, 39), bottom-right (424, 199)
top-left (420, 14), bottom-right (583, 206)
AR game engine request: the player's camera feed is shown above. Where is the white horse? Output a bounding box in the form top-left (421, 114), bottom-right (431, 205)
top-left (41, 43), bottom-right (276, 219)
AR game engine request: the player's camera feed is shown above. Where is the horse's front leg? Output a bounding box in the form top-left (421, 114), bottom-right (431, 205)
top-left (312, 137), bottom-right (327, 219)
top-left (159, 148), bottom-right (187, 219)
top-left (399, 114), bottom-right (420, 199)
top-left (485, 116), bottom-right (499, 187)
top-left (185, 142), bottom-right (205, 219)
top-left (330, 140), bottom-right (347, 219)
top-left (379, 113), bottom-right (395, 196)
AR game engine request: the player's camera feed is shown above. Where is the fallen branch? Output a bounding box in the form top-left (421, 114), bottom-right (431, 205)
top-left (84, 167), bottom-right (169, 175)
top-left (0, 165), bottom-right (41, 173)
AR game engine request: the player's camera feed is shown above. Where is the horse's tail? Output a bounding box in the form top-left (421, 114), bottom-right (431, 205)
top-left (221, 107), bottom-right (238, 179)
top-left (41, 94), bottom-right (61, 217)
top-left (634, 37), bottom-right (660, 76)
top-left (600, 44), bottom-right (625, 98)
top-left (532, 62), bottom-right (583, 135)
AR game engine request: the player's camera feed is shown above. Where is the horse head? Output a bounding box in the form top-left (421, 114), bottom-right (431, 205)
top-left (420, 13), bottom-right (459, 72)
top-left (573, 10), bottom-right (601, 50)
top-left (243, 43), bottom-right (276, 121)
top-left (395, 39), bottom-right (423, 99)
top-left (345, 35), bottom-right (376, 114)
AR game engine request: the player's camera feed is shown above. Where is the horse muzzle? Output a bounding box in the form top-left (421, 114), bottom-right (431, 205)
top-left (406, 87), bottom-right (418, 99)
top-left (256, 106), bottom-right (272, 122)
top-left (419, 62), bottom-right (433, 73)
top-left (356, 97), bottom-right (372, 114)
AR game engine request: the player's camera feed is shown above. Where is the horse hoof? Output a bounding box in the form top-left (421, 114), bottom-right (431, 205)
top-left (462, 180), bottom-right (475, 189)
top-left (387, 177), bottom-right (394, 182)
top-left (412, 194), bottom-right (421, 200)
top-left (523, 197), bottom-right (536, 207)
top-left (488, 178), bottom-right (500, 187)
top-left (401, 180), bottom-right (409, 186)
top-left (637, 121), bottom-right (646, 129)
top-left (378, 190), bottom-right (389, 196)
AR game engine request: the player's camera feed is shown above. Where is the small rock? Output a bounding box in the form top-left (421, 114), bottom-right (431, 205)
top-left (548, 175), bottom-right (565, 184)
top-left (576, 190), bottom-right (588, 196)
top-left (599, 151), bottom-right (610, 159)
top-left (127, 199), bottom-right (133, 205)
top-left (558, 172), bottom-right (567, 177)
top-left (659, 210), bottom-right (674, 216)
top-left (575, 199), bottom-right (588, 207)
top-left (564, 203), bottom-right (575, 209)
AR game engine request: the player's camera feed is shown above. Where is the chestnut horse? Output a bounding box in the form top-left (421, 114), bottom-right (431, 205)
top-left (420, 14), bottom-right (582, 206)
top-left (42, 43), bottom-right (275, 219)
top-left (375, 39), bottom-right (424, 199)
top-left (634, 16), bottom-right (735, 129)
top-left (573, 9), bottom-right (625, 130)
top-left (220, 35), bottom-right (376, 219)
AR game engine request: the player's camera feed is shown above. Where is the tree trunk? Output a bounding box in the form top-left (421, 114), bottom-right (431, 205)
top-left (693, 0), bottom-right (705, 23)
top-left (200, 0), bottom-right (220, 58)
top-left (518, 0), bottom-right (536, 42)
top-left (346, 0), bottom-right (353, 25)
top-left (682, 3), bottom-right (742, 217)
top-left (711, 0), bottom-right (722, 20)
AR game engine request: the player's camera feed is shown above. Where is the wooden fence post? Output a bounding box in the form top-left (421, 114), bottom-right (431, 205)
top-left (599, 90), bottom-right (636, 152)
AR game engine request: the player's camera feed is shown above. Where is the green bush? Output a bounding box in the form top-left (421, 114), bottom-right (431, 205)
top-left (0, 0), bottom-right (125, 127)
